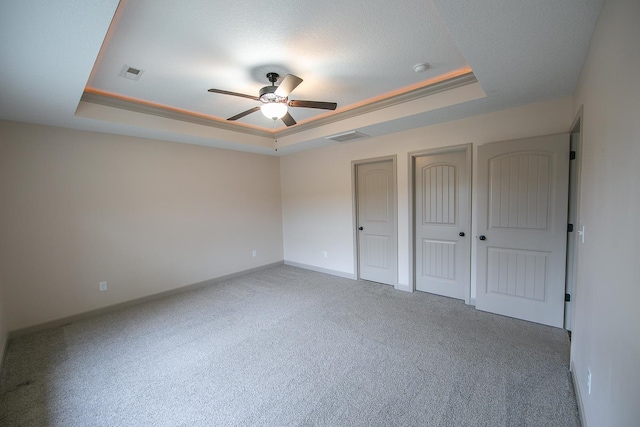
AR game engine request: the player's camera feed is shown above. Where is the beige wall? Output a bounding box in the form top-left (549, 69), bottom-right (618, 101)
top-left (0, 121), bottom-right (283, 331)
top-left (570, 0), bottom-right (640, 425)
top-left (281, 96), bottom-right (573, 294)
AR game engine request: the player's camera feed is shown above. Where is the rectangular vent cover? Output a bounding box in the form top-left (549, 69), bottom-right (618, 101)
top-left (325, 130), bottom-right (370, 143)
top-left (119, 65), bottom-right (144, 81)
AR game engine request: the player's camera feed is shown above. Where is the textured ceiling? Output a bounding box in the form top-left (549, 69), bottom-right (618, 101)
top-left (0, 0), bottom-right (604, 155)
top-left (87, 0), bottom-right (470, 130)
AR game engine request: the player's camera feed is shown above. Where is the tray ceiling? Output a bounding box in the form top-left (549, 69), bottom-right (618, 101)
top-left (0, 0), bottom-right (604, 154)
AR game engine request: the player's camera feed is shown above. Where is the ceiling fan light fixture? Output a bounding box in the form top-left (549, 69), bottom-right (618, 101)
top-left (260, 102), bottom-right (288, 120)
top-left (209, 72), bottom-right (336, 127)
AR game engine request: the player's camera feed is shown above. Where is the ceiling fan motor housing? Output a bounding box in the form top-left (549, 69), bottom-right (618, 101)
top-left (259, 85), bottom-right (286, 103)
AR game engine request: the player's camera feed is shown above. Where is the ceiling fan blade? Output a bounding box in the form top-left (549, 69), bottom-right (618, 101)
top-left (288, 100), bottom-right (338, 110)
top-left (228, 106), bottom-right (260, 121)
top-left (208, 88), bottom-right (259, 101)
top-left (281, 112), bottom-right (297, 127)
top-left (275, 74), bottom-right (303, 97)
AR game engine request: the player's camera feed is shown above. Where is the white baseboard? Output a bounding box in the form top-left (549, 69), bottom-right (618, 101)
top-left (284, 261), bottom-right (357, 280)
top-left (570, 360), bottom-right (588, 427)
top-left (8, 261), bottom-right (284, 340)
top-left (394, 283), bottom-right (412, 292)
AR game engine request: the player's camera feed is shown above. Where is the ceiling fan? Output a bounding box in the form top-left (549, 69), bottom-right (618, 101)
top-left (208, 72), bottom-right (337, 127)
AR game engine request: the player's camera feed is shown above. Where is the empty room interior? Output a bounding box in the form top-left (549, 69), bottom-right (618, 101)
top-left (0, 0), bottom-right (638, 425)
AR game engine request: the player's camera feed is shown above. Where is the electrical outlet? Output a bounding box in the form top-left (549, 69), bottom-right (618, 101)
top-left (252, 250), bottom-right (257, 258)
top-left (323, 251), bottom-right (328, 258)
top-left (99, 281), bottom-right (107, 292)
top-left (587, 368), bottom-right (592, 394)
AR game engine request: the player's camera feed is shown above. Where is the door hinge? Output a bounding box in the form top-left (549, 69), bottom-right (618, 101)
top-left (570, 151), bottom-right (576, 160)
top-left (568, 223), bottom-right (574, 232)
top-left (565, 293), bottom-right (571, 302)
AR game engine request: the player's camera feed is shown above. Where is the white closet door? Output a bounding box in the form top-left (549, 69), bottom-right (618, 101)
top-left (415, 150), bottom-right (470, 300)
top-left (357, 160), bottom-right (396, 286)
top-left (476, 134), bottom-right (569, 328)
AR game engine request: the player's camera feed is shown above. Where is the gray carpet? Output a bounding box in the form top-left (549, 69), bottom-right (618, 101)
top-left (0, 265), bottom-right (580, 426)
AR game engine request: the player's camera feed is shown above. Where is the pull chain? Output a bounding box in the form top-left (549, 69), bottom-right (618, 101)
top-left (273, 118), bottom-right (278, 151)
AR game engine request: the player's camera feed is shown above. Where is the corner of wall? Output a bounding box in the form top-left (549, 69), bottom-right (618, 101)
top-left (284, 261), bottom-right (357, 280)
top-left (570, 360), bottom-right (588, 427)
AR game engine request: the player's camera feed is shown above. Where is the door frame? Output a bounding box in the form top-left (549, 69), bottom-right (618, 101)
top-left (352, 155), bottom-right (398, 287)
top-left (566, 107), bottom-right (584, 331)
top-left (409, 144), bottom-right (472, 303)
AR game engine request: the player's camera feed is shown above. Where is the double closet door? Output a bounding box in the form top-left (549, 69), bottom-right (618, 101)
top-left (415, 135), bottom-right (569, 328)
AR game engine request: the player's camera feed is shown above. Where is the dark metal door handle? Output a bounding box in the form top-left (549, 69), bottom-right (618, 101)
top-left (459, 232), bottom-right (465, 237)
top-left (479, 235), bottom-right (486, 241)
top-left (358, 226), bottom-right (364, 231)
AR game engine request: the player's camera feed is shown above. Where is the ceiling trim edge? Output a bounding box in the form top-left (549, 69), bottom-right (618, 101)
top-left (275, 72), bottom-right (477, 138)
top-left (79, 71), bottom-right (477, 139)
top-left (80, 90), bottom-right (273, 138)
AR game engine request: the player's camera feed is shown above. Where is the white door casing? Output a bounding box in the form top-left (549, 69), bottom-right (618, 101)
top-left (356, 159), bottom-right (397, 286)
top-left (564, 125), bottom-right (581, 331)
top-left (476, 134), bottom-right (569, 328)
top-left (414, 150), bottom-right (470, 300)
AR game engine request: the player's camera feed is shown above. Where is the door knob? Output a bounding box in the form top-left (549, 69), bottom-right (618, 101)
top-left (358, 226), bottom-right (364, 231)
top-left (459, 232), bottom-right (465, 237)
top-left (479, 235), bottom-right (486, 241)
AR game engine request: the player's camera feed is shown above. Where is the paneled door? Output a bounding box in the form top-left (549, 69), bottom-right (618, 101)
top-left (415, 150), bottom-right (470, 300)
top-left (356, 159), bottom-right (396, 286)
top-left (476, 135), bottom-right (569, 327)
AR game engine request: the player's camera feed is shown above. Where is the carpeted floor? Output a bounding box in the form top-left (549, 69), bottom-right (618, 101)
top-left (0, 265), bottom-right (580, 426)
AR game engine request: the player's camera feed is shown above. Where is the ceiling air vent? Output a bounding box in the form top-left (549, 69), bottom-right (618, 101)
top-left (325, 130), bottom-right (370, 143)
top-left (119, 65), bottom-right (144, 81)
